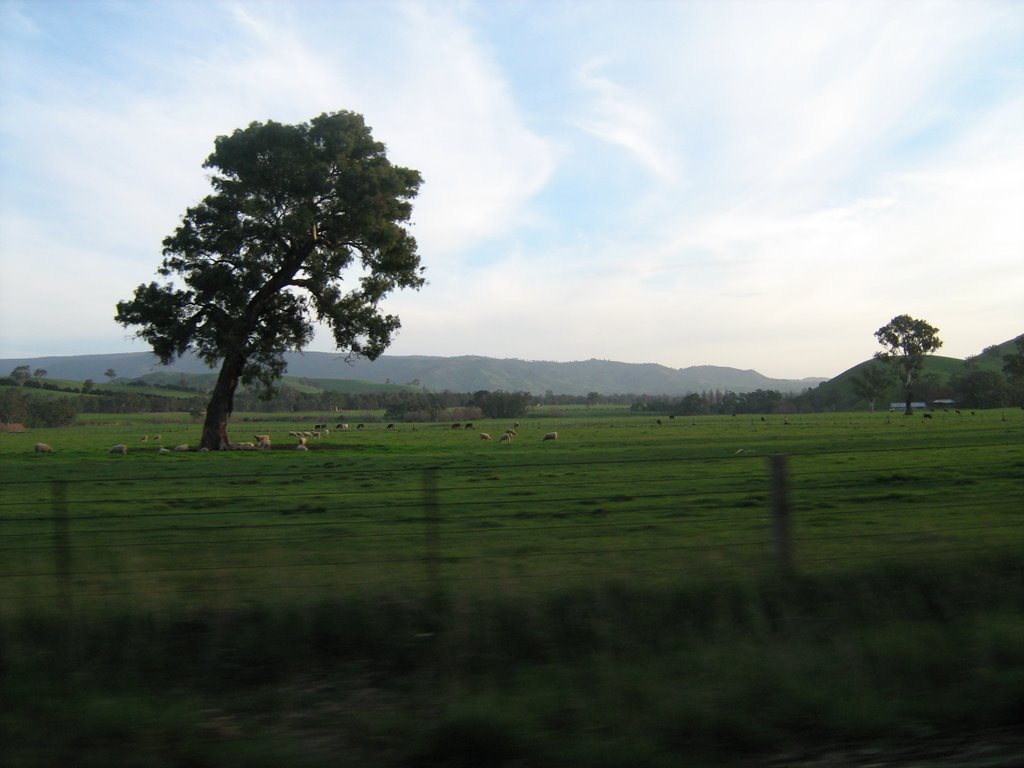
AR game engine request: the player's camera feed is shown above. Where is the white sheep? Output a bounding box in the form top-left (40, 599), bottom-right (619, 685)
top-left (110, 444), bottom-right (128, 454)
top-left (295, 443), bottom-right (309, 451)
top-left (254, 434), bottom-right (272, 450)
top-left (173, 444), bottom-right (190, 452)
top-left (542, 432), bottom-right (558, 441)
top-left (499, 432), bottom-right (513, 444)
top-left (235, 441), bottom-right (256, 450)
top-left (480, 433), bottom-right (492, 441)
top-left (34, 442), bottom-right (53, 453)
top-left (158, 447), bottom-right (171, 453)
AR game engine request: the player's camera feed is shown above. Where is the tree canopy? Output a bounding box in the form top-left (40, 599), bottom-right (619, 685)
top-left (116, 111), bottom-right (424, 449)
top-left (874, 314), bottom-right (942, 415)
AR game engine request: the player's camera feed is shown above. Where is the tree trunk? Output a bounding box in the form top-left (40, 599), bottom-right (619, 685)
top-left (904, 379), bottom-right (914, 416)
top-left (200, 354), bottom-right (245, 450)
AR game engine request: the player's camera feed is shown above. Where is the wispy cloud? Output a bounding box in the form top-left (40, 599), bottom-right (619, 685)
top-left (1, 0), bottom-right (1021, 377)
top-left (572, 57), bottom-right (678, 182)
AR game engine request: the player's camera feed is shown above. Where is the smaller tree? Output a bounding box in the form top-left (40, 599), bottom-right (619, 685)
top-left (1002, 334), bottom-right (1024, 384)
top-left (10, 365), bottom-right (31, 385)
top-left (951, 368), bottom-right (1008, 409)
top-left (0, 389), bottom-right (28, 423)
top-left (1002, 334), bottom-right (1024, 406)
top-left (874, 314), bottom-right (943, 415)
top-left (26, 397), bottom-right (78, 428)
top-left (104, 368), bottom-right (117, 381)
top-left (33, 368), bottom-right (47, 378)
top-left (850, 362), bottom-right (895, 412)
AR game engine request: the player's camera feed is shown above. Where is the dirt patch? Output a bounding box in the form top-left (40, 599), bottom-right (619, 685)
top-left (0, 423), bottom-right (27, 433)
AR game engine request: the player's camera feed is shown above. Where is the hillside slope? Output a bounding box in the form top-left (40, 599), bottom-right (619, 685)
top-left (807, 335), bottom-right (1022, 408)
top-left (1, 351), bottom-right (824, 396)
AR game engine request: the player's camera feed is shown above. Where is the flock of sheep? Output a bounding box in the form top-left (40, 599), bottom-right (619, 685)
top-left (30, 423), bottom-right (559, 455)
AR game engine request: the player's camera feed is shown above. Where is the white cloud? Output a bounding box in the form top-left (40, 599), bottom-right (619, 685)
top-left (363, 4), bottom-right (557, 259)
top-left (571, 57), bottom-right (678, 182)
top-left (1, 0), bottom-right (1021, 380)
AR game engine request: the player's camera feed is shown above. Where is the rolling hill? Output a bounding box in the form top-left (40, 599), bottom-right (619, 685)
top-left (807, 335), bottom-right (1022, 408)
top-left (1, 351), bottom-right (825, 397)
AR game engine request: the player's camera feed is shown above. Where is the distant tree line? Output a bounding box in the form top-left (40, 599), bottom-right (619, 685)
top-left (4, 332), bottom-right (1022, 425)
top-left (631, 389), bottom-right (793, 416)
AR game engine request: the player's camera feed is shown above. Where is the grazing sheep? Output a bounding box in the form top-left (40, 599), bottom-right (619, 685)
top-left (34, 442), bottom-right (53, 454)
top-left (505, 429), bottom-right (517, 437)
top-left (110, 444), bottom-right (128, 454)
top-left (464, 423), bottom-right (473, 430)
top-left (542, 432), bottom-right (558, 441)
top-left (387, 424), bottom-right (395, 430)
top-left (451, 423), bottom-right (462, 430)
top-left (499, 432), bottom-right (513, 443)
top-left (336, 423), bottom-right (349, 431)
top-left (254, 434), bottom-right (272, 450)
top-left (295, 444), bottom-right (309, 451)
top-left (173, 444), bottom-right (190, 452)
top-left (480, 433), bottom-right (492, 441)
top-left (158, 447), bottom-right (170, 453)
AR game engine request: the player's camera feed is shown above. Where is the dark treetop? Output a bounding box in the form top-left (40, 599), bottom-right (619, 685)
top-left (116, 111), bottom-right (424, 448)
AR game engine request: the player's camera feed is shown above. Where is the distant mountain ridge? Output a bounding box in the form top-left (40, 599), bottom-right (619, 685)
top-left (1, 351), bottom-right (825, 396)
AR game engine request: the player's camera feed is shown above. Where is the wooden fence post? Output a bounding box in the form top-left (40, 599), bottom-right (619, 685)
top-left (769, 455), bottom-right (794, 578)
top-left (423, 467), bottom-right (442, 606)
top-left (52, 480), bottom-right (72, 615)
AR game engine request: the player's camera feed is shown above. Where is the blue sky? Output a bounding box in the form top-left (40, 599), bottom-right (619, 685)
top-left (1, 0), bottom-right (1021, 379)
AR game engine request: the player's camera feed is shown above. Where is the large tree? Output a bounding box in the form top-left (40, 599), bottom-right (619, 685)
top-left (874, 314), bottom-right (942, 415)
top-left (116, 111), bottom-right (424, 450)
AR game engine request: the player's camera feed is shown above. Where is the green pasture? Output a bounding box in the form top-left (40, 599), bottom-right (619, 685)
top-left (2, 407), bottom-right (1023, 609)
top-left (2, 407), bottom-right (1023, 766)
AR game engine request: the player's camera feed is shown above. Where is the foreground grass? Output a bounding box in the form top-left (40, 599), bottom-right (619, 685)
top-left (3, 560), bottom-right (1023, 767)
top-left (1, 408), bottom-right (1023, 765)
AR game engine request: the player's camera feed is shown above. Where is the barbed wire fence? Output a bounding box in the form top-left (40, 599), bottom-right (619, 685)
top-left (2, 447), bottom-right (1022, 611)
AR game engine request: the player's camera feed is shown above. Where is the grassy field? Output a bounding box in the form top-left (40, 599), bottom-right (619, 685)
top-left (2, 407), bottom-right (1023, 766)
